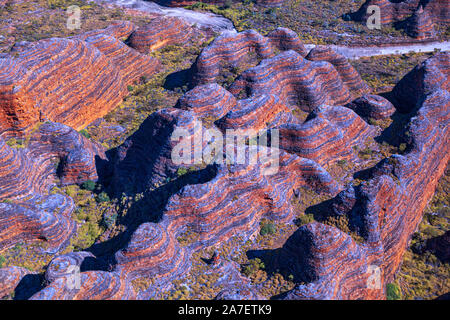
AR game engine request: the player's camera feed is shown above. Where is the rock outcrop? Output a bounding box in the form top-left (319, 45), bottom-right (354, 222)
top-left (0, 122), bottom-right (105, 251)
top-left (352, 0), bottom-right (449, 39)
top-left (191, 29), bottom-right (307, 87)
top-left (277, 105), bottom-right (376, 167)
top-left (0, 266), bottom-right (30, 299)
top-left (0, 22), bottom-right (159, 135)
top-left (229, 50), bottom-right (354, 111)
top-left (345, 94), bottom-right (396, 120)
top-left (128, 16), bottom-right (193, 54)
top-left (277, 52), bottom-right (449, 299)
top-left (305, 46), bottom-right (371, 99)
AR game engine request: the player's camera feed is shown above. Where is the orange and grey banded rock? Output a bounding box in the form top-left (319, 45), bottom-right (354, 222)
top-left (0, 23), bottom-right (159, 135)
top-left (0, 122), bottom-right (104, 251)
top-left (298, 53), bottom-right (450, 296)
top-left (191, 29), bottom-right (308, 86)
top-left (406, 6), bottom-right (436, 39)
top-left (0, 266), bottom-right (29, 299)
top-left (30, 270), bottom-right (133, 300)
top-left (352, 0), bottom-right (448, 39)
top-left (128, 16), bottom-right (192, 54)
top-left (176, 83), bottom-right (238, 120)
top-left (0, 199), bottom-right (76, 251)
top-left (345, 94), bottom-right (396, 120)
top-left (229, 50), bottom-right (353, 111)
top-left (276, 222), bottom-right (384, 300)
top-left (305, 46), bottom-right (371, 99)
top-left (45, 252), bottom-right (96, 284)
top-left (277, 105), bottom-right (376, 167)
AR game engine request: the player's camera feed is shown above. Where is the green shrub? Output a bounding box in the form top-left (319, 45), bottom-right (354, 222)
top-left (295, 213), bottom-right (315, 226)
top-left (79, 129), bottom-right (91, 139)
top-left (242, 258), bottom-right (265, 277)
top-left (0, 255), bottom-right (5, 268)
top-left (177, 167), bottom-right (188, 176)
top-left (260, 221), bottom-right (276, 236)
top-left (6, 138), bottom-right (25, 149)
top-left (81, 180), bottom-right (96, 191)
top-left (102, 212), bottom-right (118, 229)
top-left (386, 283), bottom-right (402, 300)
top-left (96, 192), bottom-right (110, 203)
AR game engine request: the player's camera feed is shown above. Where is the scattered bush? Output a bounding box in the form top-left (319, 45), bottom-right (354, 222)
top-left (0, 255), bottom-right (5, 268)
top-left (79, 129), bottom-right (91, 139)
top-left (386, 283), bottom-right (402, 300)
top-left (295, 213), bottom-right (314, 226)
top-left (96, 192), bottom-right (110, 203)
top-left (81, 180), bottom-right (96, 191)
top-left (260, 221), bottom-right (276, 236)
top-left (242, 258), bottom-right (265, 277)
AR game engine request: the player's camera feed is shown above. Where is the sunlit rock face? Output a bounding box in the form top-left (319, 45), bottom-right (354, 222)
top-left (2, 20), bottom-right (447, 301)
top-left (0, 121), bottom-right (105, 252)
top-left (0, 21), bottom-right (159, 136)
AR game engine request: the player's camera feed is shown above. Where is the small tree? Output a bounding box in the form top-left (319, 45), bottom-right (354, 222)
top-left (81, 180), bottom-right (96, 191)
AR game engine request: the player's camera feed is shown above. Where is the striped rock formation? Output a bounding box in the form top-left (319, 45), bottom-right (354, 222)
top-left (345, 94), bottom-right (396, 120)
top-left (305, 46), bottom-right (371, 99)
top-left (0, 266), bottom-right (30, 299)
top-left (128, 16), bottom-right (193, 54)
top-left (104, 108), bottom-right (206, 196)
top-left (45, 251), bottom-right (96, 284)
top-left (277, 105), bottom-right (376, 167)
top-left (0, 122), bottom-right (105, 251)
top-left (176, 83), bottom-right (238, 120)
top-left (229, 50), bottom-right (354, 111)
top-left (0, 22), bottom-right (159, 135)
top-left (275, 222), bottom-right (384, 300)
top-left (30, 270), bottom-right (134, 300)
top-left (178, 83), bottom-right (297, 132)
top-left (112, 151), bottom-right (338, 296)
top-left (406, 6), bottom-right (436, 39)
top-left (352, 0), bottom-right (449, 38)
top-left (276, 52), bottom-right (449, 299)
top-left (191, 29), bottom-right (308, 86)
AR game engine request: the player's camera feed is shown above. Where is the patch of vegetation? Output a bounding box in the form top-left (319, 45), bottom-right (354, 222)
top-left (176, 227), bottom-right (200, 247)
top-left (81, 180), bottom-right (96, 191)
top-left (78, 129), bottom-right (91, 139)
top-left (260, 220), bottom-right (276, 236)
top-left (96, 191), bottom-right (110, 203)
top-left (6, 138), bottom-right (25, 149)
top-left (351, 52), bottom-right (433, 93)
top-left (185, 2), bottom-right (251, 32)
top-left (294, 213), bottom-right (314, 226)
top-left (242, 258), bottom-right (265, 278)
top-left (131, 277), bottom-right (154, 295)
top-left (386, 282), bottom-right (402, 300)
top-left (0, 255), bottom-right (5, 268)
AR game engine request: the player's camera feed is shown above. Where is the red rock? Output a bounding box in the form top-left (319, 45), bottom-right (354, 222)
top-left (306, 46), bottom-right (371, 99)
top-left (229, 50), bottom-right (353, 111)
top-left (278, 105), bottom-right (376, 167)
top-left (0, 23), bottom-right (159, 135)
top-left (128, 16), bottom-right (193, 54)
top-left (0, 122), bottom-right (105, 251)
top-left (346, 94), bottom-right (396, 120)
top-left (191, 29), bottom-right (307, 86)
top-left (353, 0), bottom-right (449, 39)
top-left (0, 266), bottom-right (29, 299)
